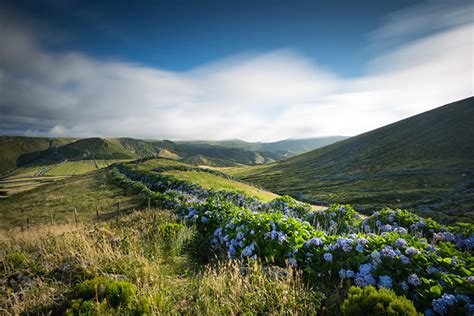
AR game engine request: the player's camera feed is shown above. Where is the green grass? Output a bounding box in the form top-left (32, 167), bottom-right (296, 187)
top-left (134, 158), bottom-right (192, 171)
top-left (43, 160), bottom-right (98, 175)
top-left (0, 160), bottom-right (125, 198)
top-left (44, 160), bottom-right (122, 176)
top-left (0, 170), bottom-right (140, 229)
top-left (162, 169), bottom-right (279, 202)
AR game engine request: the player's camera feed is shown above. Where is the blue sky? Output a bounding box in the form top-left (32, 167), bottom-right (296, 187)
top-left (0, 0), bottom-right (472, 141)
top-left (6, 0), bottom-right (419, 76)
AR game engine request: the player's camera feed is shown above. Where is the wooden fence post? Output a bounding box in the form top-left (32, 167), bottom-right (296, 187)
top-left (50, 214), bottom-right (54, 226)
top-left (74, 208), bottom-right (78, 224)
top-left (148, 197), bottom-right (151, 210)
top-left (96, 205), bottom-right (99, 221)
top-left (117, 202), bottom-right (120, 217)
top-left (26, 217), bottom-right (30, 230)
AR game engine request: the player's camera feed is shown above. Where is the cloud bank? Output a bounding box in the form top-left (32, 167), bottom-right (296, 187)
top-left (0, 1), bottom-right (472, 141)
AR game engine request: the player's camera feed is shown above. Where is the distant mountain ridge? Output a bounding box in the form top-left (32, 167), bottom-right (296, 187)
top-left (177, 136), bottom-right (348, 157)
top-left (232, 97), bottom-right (474, 222)
top-left (0, 135), bottom-right (346, 173)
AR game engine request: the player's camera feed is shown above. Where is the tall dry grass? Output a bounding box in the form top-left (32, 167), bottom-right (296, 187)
top-left (1, 209), bottom-right (324, 315)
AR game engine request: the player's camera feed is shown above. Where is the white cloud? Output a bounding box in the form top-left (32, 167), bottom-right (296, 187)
top-left (0, 1), bottom-right (472, 141)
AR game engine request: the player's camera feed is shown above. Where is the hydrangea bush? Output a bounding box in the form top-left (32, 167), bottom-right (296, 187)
top-left (110, 164), bottom-right (474, 315)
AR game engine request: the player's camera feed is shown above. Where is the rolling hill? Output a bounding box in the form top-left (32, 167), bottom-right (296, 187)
top-left (16, 138), bottom-right (135, 167)
top-left (0, 136), bottom-right (285, 178)
top-left (0, 136), bottom-right (75, 174)
top-left (229, 97), bottom-right (474, 222)
top-left (178, 136), bottom-right (348, 157)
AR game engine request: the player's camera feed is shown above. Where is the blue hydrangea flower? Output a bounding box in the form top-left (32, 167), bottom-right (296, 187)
top-left (306, 237), bottom-right (323, 248)
top-left (323, 253), bottom-right (333, 262)
top-left (408, 273), bottom-right (421, 287)
top-left (359, 263), bottom-right (374, 275)
top-left (427, 266), bottom-right (439, 274)
top-left (455, 294), bottom-right (471, 303)
top-left (355, 274), bottom-right (367, 287)
top-left (394, 238), bottom-right (408, 248)
top-left (400, 255), bottom-right (410, 265)
top-left (365, 274), bottom-right (377, 285)
top-left (287, 258), bottom-right (297, 268)
top-left (236, 231), bottom-right (245, 240)
top-left (228, 245), bottom-right (237, 258)
top-left (400, 281), bottom-right (409, 291)
top-left (378, 275), bottom-right (393, 289)
top-left (405, 247), bottom-right (420, 256)
top-left (339, 269), bottom-right (346, 278)
top-left (242, 245), bottom-right (253, 257)
top-left (356, 244), bottom-right (365, 252)
top-left (432, 294), bottom-right (457, 315)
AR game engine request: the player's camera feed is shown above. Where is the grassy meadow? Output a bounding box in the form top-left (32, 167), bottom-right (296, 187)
top-left (0, 170), bottom-right (140, 230)
top-left (0, 160), bottom-right (126, 199)
top-left (0, 210), bottom-right (323, 314)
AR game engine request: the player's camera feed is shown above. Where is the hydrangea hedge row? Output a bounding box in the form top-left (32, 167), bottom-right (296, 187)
top-left (110, 164), bottom-right (473, 315)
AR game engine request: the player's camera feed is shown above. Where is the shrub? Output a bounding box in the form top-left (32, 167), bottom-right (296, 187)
top-left (74, 276), bottom-right (137, 308)
top-left (105, 280), bottom-right (137, 307)
top-left (341, 286), bottom-right (418, 316)
top-left (160, 223), bottom-right (185, 240)
top-left (67, 299), bottom-right (112, 315)
top-left (75, 276), bottom-right (109, 301)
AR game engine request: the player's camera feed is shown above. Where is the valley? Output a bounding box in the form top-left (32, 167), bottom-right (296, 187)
top-left (0, 98), bottom-right (473, 315)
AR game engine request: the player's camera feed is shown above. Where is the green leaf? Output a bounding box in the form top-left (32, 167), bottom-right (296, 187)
top-left (430, 285), bottom-right (443, 296)
top-left (443, 257), bottom-right (452, 265)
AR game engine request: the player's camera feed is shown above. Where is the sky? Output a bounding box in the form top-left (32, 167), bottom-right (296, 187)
top-left (0, 0), bottom-right (472, 141)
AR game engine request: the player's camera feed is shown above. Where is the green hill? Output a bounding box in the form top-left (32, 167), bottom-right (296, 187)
top-left (0, 136), bottom-right (75, 174)
top-left (3, 137), bottom-right (284, 173)
top-left (16, 138), bottom-right (135, 166)
top-left (230, 97), bottom-right (474, 222)
top-left (178, 136), bottom-right (348, 157)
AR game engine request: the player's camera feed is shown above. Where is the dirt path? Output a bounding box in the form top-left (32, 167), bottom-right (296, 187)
top-left (35, 160), bottom-right (68, 176)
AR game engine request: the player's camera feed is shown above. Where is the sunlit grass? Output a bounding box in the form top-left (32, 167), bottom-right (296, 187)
top-left (162, 169), bottom-right (279, 202)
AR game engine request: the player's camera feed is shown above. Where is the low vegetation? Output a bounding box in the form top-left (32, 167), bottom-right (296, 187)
top-left (1, 158), bottom-right (473, 314)
top-left (0, 211), bottom-right (324, 314)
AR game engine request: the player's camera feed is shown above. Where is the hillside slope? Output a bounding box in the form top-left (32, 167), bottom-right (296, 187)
top-left (16, 138), bottom-right (136, 166)
top-left (0, 136), bottom-right (75, 174)
top-left (232, 97), bottom-right (474, 221)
